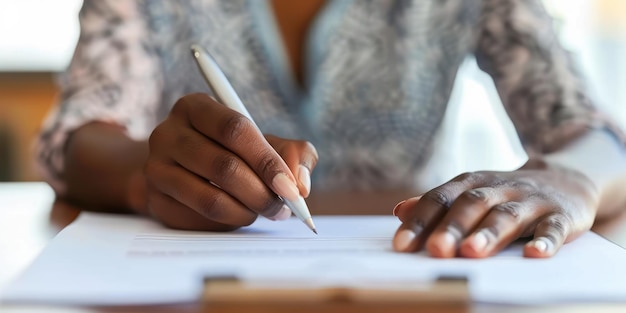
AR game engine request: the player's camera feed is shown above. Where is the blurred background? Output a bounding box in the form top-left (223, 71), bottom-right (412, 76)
top-left (0, 0), bottom-right (624, 186)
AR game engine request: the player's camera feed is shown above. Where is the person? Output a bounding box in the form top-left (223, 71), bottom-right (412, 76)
top-left (36, 0), bottom-right (626, 259)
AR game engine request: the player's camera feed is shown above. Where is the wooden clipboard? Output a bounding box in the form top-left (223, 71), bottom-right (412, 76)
top-left (201, 275), bottom-right (469, 312)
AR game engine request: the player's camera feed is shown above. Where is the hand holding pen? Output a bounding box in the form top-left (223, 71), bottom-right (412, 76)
top-left (142, 46), bottom-right (318, 233)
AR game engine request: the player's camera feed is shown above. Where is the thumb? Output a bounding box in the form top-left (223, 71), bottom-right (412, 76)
top-left (266, 135), bottom-right (318, 198)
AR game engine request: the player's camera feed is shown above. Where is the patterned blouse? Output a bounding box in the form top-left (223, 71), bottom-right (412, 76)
top-left (37, 0), bottom-right (624, 194)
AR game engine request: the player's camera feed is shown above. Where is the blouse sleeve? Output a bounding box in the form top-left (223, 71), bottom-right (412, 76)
top-left (35, 0), bottom-right (162, 194)
top-left (474, 0), bottom-right (626, 157)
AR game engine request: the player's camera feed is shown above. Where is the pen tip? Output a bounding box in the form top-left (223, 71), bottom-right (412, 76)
top-left (304, 218), bottom-right (317, 234)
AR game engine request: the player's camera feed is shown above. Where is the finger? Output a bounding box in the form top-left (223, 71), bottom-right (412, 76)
top-left (426, 186), bottom-right (518, 258)
top-left (392, 196), bottom-right (421, 220)
top-left (524, 213), bottom-right (571, 258)
top-left (147, 190), bottom-right (248, 231)
top-left (145, 160), bottom-right (277, 226)
top-left (170, 128), bottom-right (287, 218)
top-left (267, 135), bottom-right (319, 197)
top-left (391, 196), bottom-right (421, 251)
top-left (459, 201), bottom-right (537, 258)
top-left (174, 93), bottom-right (301, 202)
top-left (297, 165), bottom-right (312, 197)
top-left (294, 143), bottom-right (317, 198)
top-left (392, 174), bottom-right (479, 253)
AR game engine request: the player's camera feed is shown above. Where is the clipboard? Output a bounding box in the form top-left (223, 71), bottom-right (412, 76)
top-left (202, 275), bottom-right (469, 312)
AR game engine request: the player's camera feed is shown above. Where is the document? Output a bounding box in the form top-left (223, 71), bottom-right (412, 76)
top-left (3, 212), bottom-right (626, 305)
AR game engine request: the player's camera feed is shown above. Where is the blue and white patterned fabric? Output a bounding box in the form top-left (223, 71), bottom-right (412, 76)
top-left (37, 0), bottom-right (625, 194)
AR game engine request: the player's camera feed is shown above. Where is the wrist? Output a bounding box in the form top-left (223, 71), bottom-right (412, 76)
top-left (521, 156), bottom-right (600, 206)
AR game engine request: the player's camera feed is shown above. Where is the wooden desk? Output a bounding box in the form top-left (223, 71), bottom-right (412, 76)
top-left (0, 73), bottom-right (56, 181)
top-left (1, 182), bottom-right (626, 313)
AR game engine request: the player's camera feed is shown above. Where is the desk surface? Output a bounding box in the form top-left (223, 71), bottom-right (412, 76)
top-left (1, 182), bottom-right (626, 313)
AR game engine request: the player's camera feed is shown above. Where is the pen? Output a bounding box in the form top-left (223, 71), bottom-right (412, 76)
top-left (190, 44), bottom-right (317, 234)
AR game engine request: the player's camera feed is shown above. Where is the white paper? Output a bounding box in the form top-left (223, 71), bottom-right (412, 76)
top-left (3, 212), bottom-right (626, 305)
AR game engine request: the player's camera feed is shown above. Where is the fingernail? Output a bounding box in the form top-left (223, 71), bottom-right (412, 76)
top-left (471, 231), bottom-right (488, 253)
top-left (393, 229), bottom-right (417, 251)
top-left (443, 231), bottom-right (457, 247)
top-left (272, 173), bottom-right (300, 201)
top-left (531, 239), bottom-right (548, 253)
top-left (269, 205), bottom-right (292, 221)
top-left (298, 165), bottom-right (311, 196)
top-left (392, 200), bottom-right (407, 216)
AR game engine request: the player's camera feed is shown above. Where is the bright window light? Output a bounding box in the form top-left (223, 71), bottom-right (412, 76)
top-left (0, 0), bottom-right (83, 72)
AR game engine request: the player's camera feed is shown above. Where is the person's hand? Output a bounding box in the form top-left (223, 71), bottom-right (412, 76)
top-left (392, 162), bottom-right (600, 258)
top-left (144, 93), bottom-right (318, 231)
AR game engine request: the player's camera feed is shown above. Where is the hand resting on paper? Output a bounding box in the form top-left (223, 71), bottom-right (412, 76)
top-left (392, 162), bottom-right (599, 259)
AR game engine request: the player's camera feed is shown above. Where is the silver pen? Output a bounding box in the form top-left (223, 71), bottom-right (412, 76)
top-left (190, 44), bottom-right (317, 234)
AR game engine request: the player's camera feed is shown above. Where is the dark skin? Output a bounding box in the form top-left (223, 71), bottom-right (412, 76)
top-left (392, 165), bottom-right (598, 258)
top-left (63, 0), bottom-right (323, 215)
top-left (271, 0), bottom-right (326, 86)
top-left (62, 0), bottom-right (626, 258)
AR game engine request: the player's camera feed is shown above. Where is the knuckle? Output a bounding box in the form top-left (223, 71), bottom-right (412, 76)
top-left (256, 152), bottom-right (281, 180)
top-left (289, 140), bottom-right (308, 155)
top-left (294, 140), bottom-right (314, 153)
top-left (423, 189), bottom-right (452, 209)
top-left (171, 94), bottom-right (193, 116)
top-left (452, 171), bottom-right (490, 184)
top-left (149, 124), bottom-right (164, 141)
top-left (459, 189), bottom-right (489, 205)
top-left (528, 191), bottom-right (550, 203)
top-left (452, 172), bottom-right (474, 182)
top-left (148, 124), bottom-right (168, 150)
top-left (175, 132), bottom-right (201, 153)
top-left (171, 93), bottom-right (212, 118)
top-left (219, 114), bottom-right (252, 144)
top-left (544, 215), bottom-right (570, 239)
top-left (509, 179), bottom-right (538, 193)
top-left (213, 153), bottom-right (241, 179)
top-left (284, 140), bottom-right (317, 159)
top-left (277, 140), bottom-right (297, 157)
top-left (492, 202), bottom-right (522, 220)
top-left (196, 192), bottom-right (225, 220)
